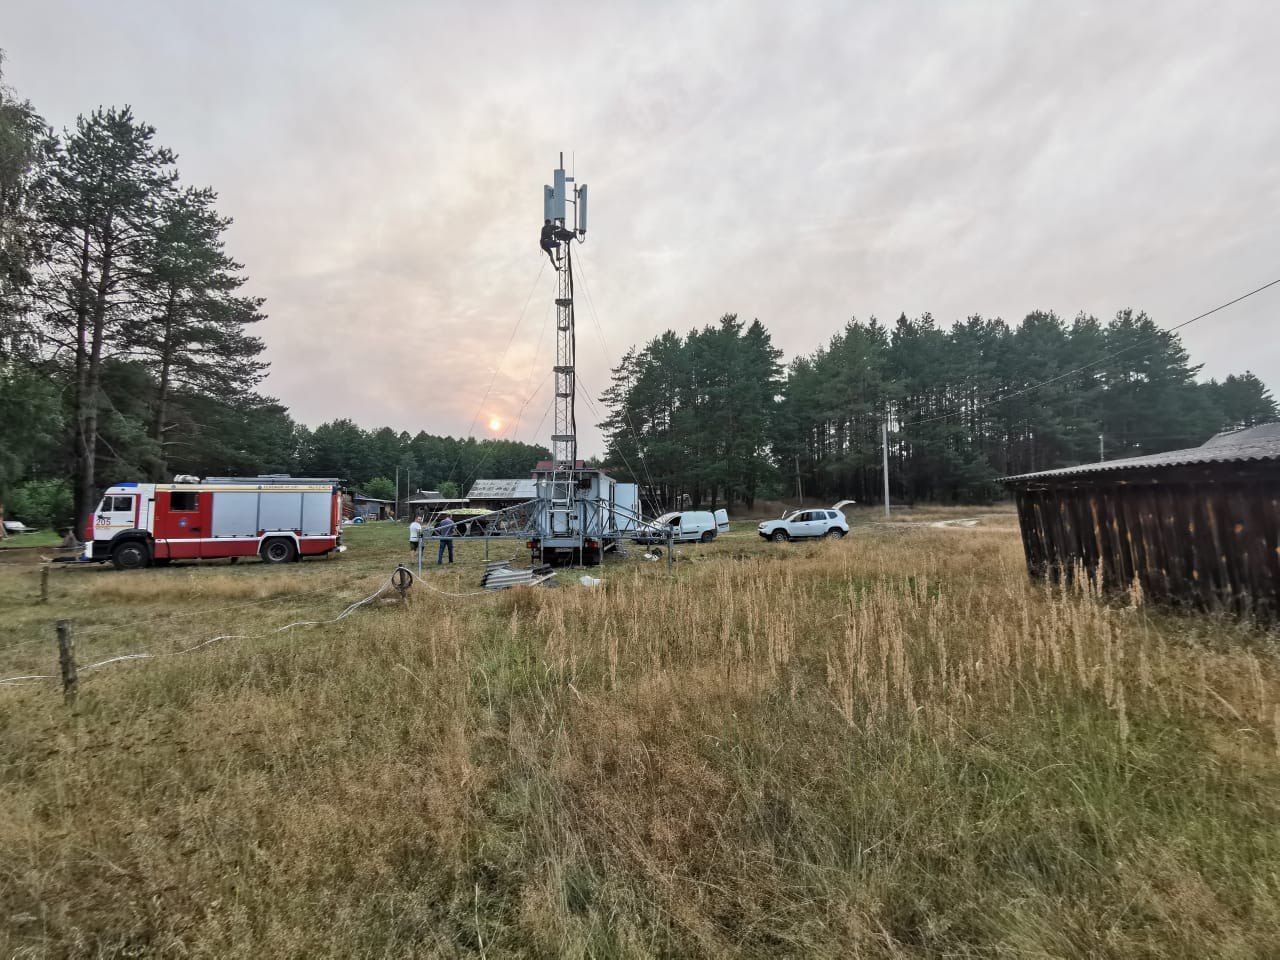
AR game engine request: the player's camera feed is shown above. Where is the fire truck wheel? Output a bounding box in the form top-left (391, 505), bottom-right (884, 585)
top-left (111, 541), bottom-right (150, 571)
top-left (261, 537), bottom-right (297, 564)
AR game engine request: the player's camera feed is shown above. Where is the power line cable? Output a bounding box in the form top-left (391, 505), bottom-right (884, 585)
top-left (457, 367), bottom-right (554, 494)
top-left (515, 297), bottom-right (555, 434)
top-left (0, 572), bottom-right (400, 687)
top-left (455, 298), bottom-right (558, 493)
top-left (443, 258), bottom-right (549, 487)
top-left (899, 276), bottom-right (1280, 430)
top-left (528, 393), bottom-right (556, 446)
top-left (574, 250), bottom-right (662, 509)
top-left (509, 370), bottom-right (552, 447)
top-left (575, 371), bottom-right (650, 500)
top-left (458, 293), bottom-right (559, 492)
top-left (72, 581), bottom-right (357, 638)
top-left (0, 579), bottom-right (378, 656)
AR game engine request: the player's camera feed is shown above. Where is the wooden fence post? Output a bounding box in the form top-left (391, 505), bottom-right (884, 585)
top-left (39, 565), bottom-right (49, 604)
top-left (56, 619), bottom-right (77, 705)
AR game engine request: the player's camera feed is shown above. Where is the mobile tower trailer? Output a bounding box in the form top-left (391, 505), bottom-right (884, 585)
top-left (413, 155), bottom-right (668, 566)
top-left (527, 155), bottom-right (641, 565)
top-left (533, 461), bottom-right (632, 565)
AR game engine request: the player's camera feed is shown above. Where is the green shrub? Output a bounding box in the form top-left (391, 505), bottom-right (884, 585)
top-left (362, 476), bottom-right (396, 501)
top-left (8, 478), bottom-right (73, 529)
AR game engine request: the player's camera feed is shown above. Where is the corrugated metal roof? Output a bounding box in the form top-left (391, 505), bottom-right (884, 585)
top-left (467, 478), bottom-right (537, 499)
top-left (1002, 422), bottom-right (1280, 483)
top-left (1202, 421), bottom-right (1280, 447)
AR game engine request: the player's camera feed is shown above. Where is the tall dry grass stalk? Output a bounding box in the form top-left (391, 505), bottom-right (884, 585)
top-left (456, 531), bottom-right (1279, 758)
top-left (2, 523), bottom-right (1278, 958)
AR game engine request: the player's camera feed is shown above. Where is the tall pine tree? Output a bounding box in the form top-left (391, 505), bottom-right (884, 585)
top-left (34, 107), bottom-right (176, 527)
top-left (127, 185), bottom-right (266, 479)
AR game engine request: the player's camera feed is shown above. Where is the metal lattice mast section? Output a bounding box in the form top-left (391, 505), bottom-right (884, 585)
top-left (551, 245), bottom-right (577, 473)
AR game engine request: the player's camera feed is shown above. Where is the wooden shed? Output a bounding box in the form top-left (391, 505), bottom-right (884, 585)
top-left (350, 494), bottom-right (394, 521)
top-left (1003, 424), bottom-right (1280, 620)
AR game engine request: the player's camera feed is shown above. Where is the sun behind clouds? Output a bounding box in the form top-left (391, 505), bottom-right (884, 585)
top-left (487, 416), bottom-right (503, 433)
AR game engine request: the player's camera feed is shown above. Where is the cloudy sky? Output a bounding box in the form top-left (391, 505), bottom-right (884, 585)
top-left (6, 0), bottom-right (1279, 454)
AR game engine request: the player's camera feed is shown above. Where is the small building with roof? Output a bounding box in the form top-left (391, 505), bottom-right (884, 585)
top-left (405, 491), bottom-right (467, 519)
top-left (349, 494), bottom-right (394, 521)
top-left (1002, 423), bottom-right (1280, 620)
top-left (466, 478), bottom-right (538, 510)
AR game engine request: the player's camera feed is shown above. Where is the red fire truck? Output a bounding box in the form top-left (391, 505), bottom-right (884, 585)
top-left (83, 476), bottom-right (345, 570)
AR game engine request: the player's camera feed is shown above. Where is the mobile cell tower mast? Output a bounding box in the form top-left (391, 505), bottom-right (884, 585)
top-left (414, 156), bottom-right (652, 567)
top-left (530, 155), bottom-right (629, 564)
top-left (546, 152), bottom-right (586, 477)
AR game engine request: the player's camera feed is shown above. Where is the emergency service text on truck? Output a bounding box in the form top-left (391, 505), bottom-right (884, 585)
top-left (85, 476), bottom-right (344, 570)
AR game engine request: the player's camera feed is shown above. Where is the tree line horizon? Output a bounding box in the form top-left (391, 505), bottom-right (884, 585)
top-left (599, 310), bottom-right (1276, 509)
top-left (1, 58), bottom-right (1275, 532)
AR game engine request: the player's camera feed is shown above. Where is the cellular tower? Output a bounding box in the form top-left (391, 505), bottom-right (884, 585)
top-left (543, 152), bottom-right (588, 474)
top-left (530, 155), bottom-right (635, 564)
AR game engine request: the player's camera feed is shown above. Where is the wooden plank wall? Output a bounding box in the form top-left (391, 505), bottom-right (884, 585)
top-left (1013, 465), bottom-right (1280, 620)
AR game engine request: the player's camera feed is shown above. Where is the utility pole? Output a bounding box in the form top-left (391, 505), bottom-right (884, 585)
top-left (795, 455), bottom-right (803, 507)
top-left (395, 465), bottom-right (400, 520)
top-left (882, 419), bottom-right (891, 519)
top-left (1099, 433), bottom-right (1104, 462)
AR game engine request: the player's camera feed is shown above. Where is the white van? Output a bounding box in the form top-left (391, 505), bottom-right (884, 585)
top-left (633, 510), bottom-right (721, 544)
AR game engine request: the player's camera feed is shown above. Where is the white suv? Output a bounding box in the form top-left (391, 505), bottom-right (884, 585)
top-left (757, 509), bottom-right (849, 542)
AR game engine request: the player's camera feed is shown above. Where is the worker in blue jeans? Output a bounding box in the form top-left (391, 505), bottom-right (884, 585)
top-left (435, 513), bottom-right (455, 564)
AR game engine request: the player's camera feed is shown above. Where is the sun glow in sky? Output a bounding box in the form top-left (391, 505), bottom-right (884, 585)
top-left (487, 416), bottom-right (503, 433)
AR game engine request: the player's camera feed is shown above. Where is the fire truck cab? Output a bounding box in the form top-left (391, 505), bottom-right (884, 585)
top-left (84, 476), bottom-right (344, 570)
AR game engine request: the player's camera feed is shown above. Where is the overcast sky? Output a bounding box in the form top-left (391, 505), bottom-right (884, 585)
top-left (6, 0), bottom-right (1278, 455)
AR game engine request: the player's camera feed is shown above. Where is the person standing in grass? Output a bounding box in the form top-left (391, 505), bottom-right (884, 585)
top-left (436, 513), bottom-right (455, 565)
top-left (409, 514), bottom-right (423, 555)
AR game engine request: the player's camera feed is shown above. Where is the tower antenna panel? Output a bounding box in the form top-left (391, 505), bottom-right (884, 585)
top-left (552, 168), bottom-right (568, 221)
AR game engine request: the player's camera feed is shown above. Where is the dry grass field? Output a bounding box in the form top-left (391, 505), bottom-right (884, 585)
top-left (2, 514), bottom-right (1279, 958)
